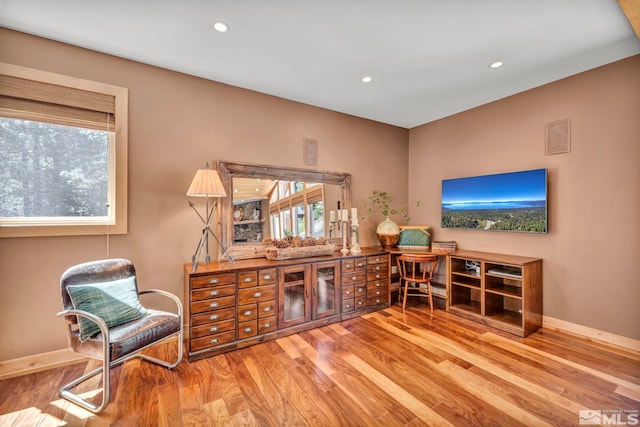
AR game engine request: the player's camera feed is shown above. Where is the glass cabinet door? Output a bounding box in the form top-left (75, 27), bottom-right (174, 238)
top-left (312, 261), bottom-right (339, 320)
top-left (279, 265), bottom-right (310, 328)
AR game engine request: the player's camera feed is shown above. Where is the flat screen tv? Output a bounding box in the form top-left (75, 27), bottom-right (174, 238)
top-left (441, 168), bottom-right (547, 233)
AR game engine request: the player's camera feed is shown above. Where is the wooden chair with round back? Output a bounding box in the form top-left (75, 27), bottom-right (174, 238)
top-left (396, 253), bottom-right (439, 313)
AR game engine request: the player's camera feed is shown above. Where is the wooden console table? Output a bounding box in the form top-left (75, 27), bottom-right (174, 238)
top-left (184, 247), bottom-right (390, 361)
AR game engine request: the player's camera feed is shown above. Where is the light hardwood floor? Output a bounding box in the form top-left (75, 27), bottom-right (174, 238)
top-left (1, 302), bottom-right (639, 426)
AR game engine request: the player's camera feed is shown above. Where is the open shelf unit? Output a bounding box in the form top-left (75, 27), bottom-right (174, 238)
top-left (447, 250), bottom-right (542, 337)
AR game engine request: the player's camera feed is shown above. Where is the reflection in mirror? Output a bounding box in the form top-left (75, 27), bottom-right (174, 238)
top-left (218, 162), bottom-right (351, 260)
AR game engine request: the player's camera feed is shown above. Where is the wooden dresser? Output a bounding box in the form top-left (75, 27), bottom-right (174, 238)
top-left (184, 247), bottom-right (390, 361)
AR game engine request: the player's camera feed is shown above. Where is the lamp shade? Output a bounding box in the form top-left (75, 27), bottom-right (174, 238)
top-left (186, 166), bottom-right (226, 197)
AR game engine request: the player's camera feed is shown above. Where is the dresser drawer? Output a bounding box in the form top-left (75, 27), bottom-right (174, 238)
top-left (191, 319), bottom-right (235, 339)
top-left (368, 285), bottom-right (388, 299)
top-left (368, 280), bottom-right (388, 293)
top-left (238, 303), bottom-right (257, 322)
top-left (354, 284), bottom-right (367, 297)
top-left (191, 330), bottom-right (236, 352)
top-left (367, 255), bottom-right (388, 265)
top-left (355, 296), bottom-right (367, 310)
top-left (191, 284), bottom-right (235, 302)
top-left (342, 271), bottom-right (366, 285)
top-left (238, 271), bottom-right (258, 288)
top-left (367, 269), bottom-right (388, 281)
top-left (258, 316), bottom-right (276, 334)
top-left (238, 320), bottom-right (257, 339)
top-left (259, 269), bottom-right (277, 285)
top-left (342, 297), bottom-right (355, 313)
top-left (191, 307), bottom-right (235, 327)
top-left (191, 272), bottom-right (235, 289)
top-left (368, 295), bottom-right (388, 306)
top-left (342, 284), bottom-right (355, 299)
top-left (238, 284), bottom-right (275, 305)
top-left (191, 295), bottom-right (236, 314)
top-left (258, 300), bottom-right (276, 318)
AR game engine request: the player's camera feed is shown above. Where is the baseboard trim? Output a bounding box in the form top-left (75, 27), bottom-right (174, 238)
top-left (0, 349), bottom-right (88, 380)
top-left (543, 316), bottom-right (640, 354)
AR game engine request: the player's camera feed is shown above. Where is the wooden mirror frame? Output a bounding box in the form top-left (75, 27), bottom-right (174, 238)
top-left (217, 161), bottom-right (352, 260)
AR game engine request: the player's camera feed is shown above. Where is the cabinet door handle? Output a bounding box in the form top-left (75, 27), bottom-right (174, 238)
top-left (244, 310), bottom-right (252, 316)
top-left (210, 290), bottom-right (219, 296)
top-left (306, 288), bottom-right (310, 297)
top-left (210, 338), bottom-right (218, 344)
top-left (313, 288), bottom-right (317, 296)
top-left (209, 302), bottom-right (219, 308)
top-left (209, 314), bottom-right (219, 320)
top-left (210, 326), bottom-right (219, 332)
top-left (244, 278), bottom-right (253, 283)
top-left (244, 327), bottom-right (253, 333)
top-left (209, 278), bottom-right (219, 284)
top-left (254, 292), bottom-right (262, 298)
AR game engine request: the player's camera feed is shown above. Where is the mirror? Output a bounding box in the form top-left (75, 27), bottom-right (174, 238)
top-left (217, 161), bottom-right (352, 260)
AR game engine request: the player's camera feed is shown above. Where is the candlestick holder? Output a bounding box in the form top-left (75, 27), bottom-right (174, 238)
top-left (329, 220), bottom-right (337, 240)
top-left (350, 223), bottom-right (361, 253)
top-left (340, 220), bottom-right (350, 255)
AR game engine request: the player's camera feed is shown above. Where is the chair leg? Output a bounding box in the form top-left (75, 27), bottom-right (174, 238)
top-left (402, 281), bottom-right (409, 311)
top-left (427, 284), bottom-right (434, 313)
top-left (136, 330), bottom-right (183, 369)
top-left (60, 356), bottom-right (111, 413)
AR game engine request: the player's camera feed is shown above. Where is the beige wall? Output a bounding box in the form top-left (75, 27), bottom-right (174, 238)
top-left (0, 29), bottom-right (409, 360)
top-left (408, 55), bottom-right (640, 340)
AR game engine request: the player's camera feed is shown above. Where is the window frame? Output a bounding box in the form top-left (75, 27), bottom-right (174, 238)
top-left (0, 62), bottom-right (128, 238)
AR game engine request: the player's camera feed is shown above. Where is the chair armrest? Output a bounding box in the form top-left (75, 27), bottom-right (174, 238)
top-left (138, 289), bottom-right (183, 319)
top-left (57, 309), bottom-right (110, 340)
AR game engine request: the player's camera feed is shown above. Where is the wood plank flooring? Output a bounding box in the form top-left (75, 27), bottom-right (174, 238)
top-left (1, 303), bottom-right (639, 426)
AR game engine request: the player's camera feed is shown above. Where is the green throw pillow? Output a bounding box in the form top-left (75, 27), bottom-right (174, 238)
top-left (67, 276), bottom-right (149, 341)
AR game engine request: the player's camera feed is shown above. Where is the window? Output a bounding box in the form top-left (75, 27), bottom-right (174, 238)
top-left (268, 181), bottom-right (325, 240)
top-left (0, 63), bottom-right (128, 237)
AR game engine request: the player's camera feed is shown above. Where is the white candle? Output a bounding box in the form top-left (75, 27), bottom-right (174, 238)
top-left (352, 218), bottom-right (358, 226)
top-left (342, 209), bottom-right (348, 221)
top-left (351, 207), bottom-right (357, 219)
top-left (330, 210), bottom-right (336, 221)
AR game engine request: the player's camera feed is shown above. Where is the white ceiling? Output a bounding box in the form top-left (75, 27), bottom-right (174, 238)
top-left (2, 1), bottom-right (639, 128)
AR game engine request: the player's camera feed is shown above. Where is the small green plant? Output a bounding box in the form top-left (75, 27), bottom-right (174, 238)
top-left (368, 190), bottom-right (421, 222)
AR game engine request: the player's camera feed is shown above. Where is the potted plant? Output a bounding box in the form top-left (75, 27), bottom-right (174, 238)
top-left (368, 190), bottom-right (420, 248)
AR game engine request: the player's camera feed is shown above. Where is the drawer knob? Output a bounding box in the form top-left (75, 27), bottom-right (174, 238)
top-left (351, 276), bottom-right (357, 281)
top-left (376, 274), bottom-right (381, 279)
top-left (244, 310), bottom-right (252, 316)
top-left (209, 314), bottom-right (218, 320)
top-left (346, 290), bottom-right (351, 295)
top-left (244, 278), bottom-right (253, 283)
top-left (376, 282), bottom-right (382, 287)
top-left (209, 302), bottom-right (219, 308)
top-left (263, 323), bottom-right (271, 328)
top-left (210, 290), bottom-right (219, 296)
top-left (210, 338), bottom-right (218, 344)
top-left (345, 263), bottom-right (352, 268)
top-left (376, 266), bottom-right (381, 270)
top-left (357, 301), bottom-right (364, 305)
top-left (210, 326), bottom-right (219, 332)
top-left (376, 299), bottom-right (381, 303)
top-left (346, 304), bottom-right (352, 308)
top-left (244, 327), bottom-right (252, 333)
top-left (357, 262), bottom-right (364, 267)
top-left (357, 288), bottom-right (363, 292)
top-left (263, 306), bottom-right (271, 312)
top-left (209, 279), bottom-right (219, 284)
top-left (254, 292), bottom-right (262, 298)
top-left (375, 290), bottom-right (381, 295)
top-left (263, 274), bottom-right (272, 280)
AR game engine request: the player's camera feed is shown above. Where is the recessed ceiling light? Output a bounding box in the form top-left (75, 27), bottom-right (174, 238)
top-left (212, 21), bottom-right (230, 33)
top-left (489, 61), bottom-right (504, 69)
top-left (361, 76), bottom-right (373, 83)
